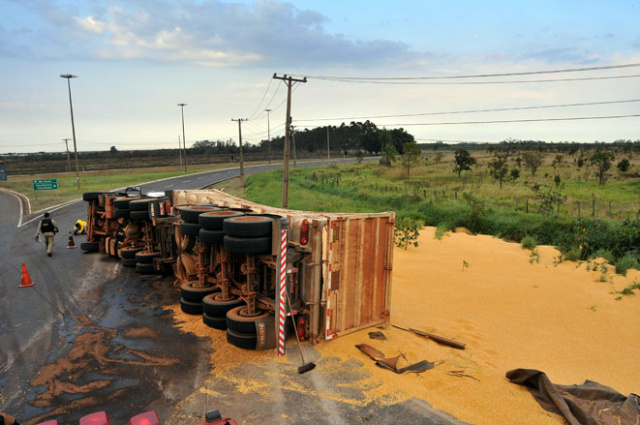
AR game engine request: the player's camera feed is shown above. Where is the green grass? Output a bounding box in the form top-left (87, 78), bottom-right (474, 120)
top-left (0, 163), bottom-right (253, 213)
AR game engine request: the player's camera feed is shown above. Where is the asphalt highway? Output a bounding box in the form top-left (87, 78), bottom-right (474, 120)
top-left (0, 160), bottom-right (464, 425)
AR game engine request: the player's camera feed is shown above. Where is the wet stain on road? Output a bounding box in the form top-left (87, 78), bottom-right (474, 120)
top-left (14, 271), bottom-right (212, 425)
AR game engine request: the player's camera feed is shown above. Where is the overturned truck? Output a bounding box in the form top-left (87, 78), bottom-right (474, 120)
top-left (81, 188), bottom-right (395, 351)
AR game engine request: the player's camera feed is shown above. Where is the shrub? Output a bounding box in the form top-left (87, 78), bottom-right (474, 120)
top-left (521, 236), bottom-right (537, 250)
top-left (614, 254), bottom-right (640, 277)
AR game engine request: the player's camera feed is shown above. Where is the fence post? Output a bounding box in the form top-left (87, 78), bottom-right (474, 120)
top-left (592, 193), bottom-right (596, 218)
top-left (577, 202), bottom-right (581, 217)
top-left (515, 197), bottom-right (519, 212)
top-left (526, 198), bottom-right (529, 213)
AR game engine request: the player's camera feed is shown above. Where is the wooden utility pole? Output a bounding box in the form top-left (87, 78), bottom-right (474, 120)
top-left (272, 73), bottom-right (306, 208)
top-left (232, 118), bottom-right (248, 188)
top-left (63, 138), bottom-right (71, 172)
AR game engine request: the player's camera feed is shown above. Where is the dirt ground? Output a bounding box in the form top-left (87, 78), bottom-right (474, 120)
top-left (171, 227), bottom-right (640, 425)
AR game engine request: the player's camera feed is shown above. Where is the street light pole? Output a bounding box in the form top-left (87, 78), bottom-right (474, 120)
top-left (60, 74), bottom-right (81, 190)
top-left (265, 108), bottom-right (271, 164)
top-left (178, 103), bottom-right (188, 173)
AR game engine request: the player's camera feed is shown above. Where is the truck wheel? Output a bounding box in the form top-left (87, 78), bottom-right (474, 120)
top-left (113, 197), bottom-right (139, 209)
top-left (135, 251), bottom-right (161, 264)
top-left (81, 242), bottom-right (100, 252)
top-left (223, 216), bottom-right (273, 238)
top-left (199, 211), bottom-right (244, 231)
top-left (120, 246), bottom-right (143, 259)
top-left (179, 205), bottom-right (220, 224)
top-left (130, 210), bottom-right (150, 221)
top-left (180, 281), bottom-right (219, 303)
top-left (129, 198), bottom-right (150, 210)
top-left (223, 236), bottom-right (271, 255)
top-left (136, 262), bottom-right (155, 274)
top-left (180, 222), bottom-right (200, 236)
top-left (82, 192), bottom-right (104, 202)
top-left (203, 312), bottom-right (227, 330)
top-left (180, 298), bottom-right (203, 315)
top-left (226, 306), bottom-right (271, 334)
top-left (202, 293), bottom-right (243, 317)
top-left (121, 258), bottom-right (137, 267)
top-left (199, 229), bottom-right (225, 245)
top-left (114, 208), bottom-right (130, 219)
top-left (226, 329), bottom-right (257, 350)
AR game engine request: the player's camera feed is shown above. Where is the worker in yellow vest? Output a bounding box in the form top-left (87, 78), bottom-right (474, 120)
top-left (74, 219), bottom-right (87, 235)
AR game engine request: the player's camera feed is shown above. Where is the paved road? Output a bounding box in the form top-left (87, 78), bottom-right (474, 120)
top-left (0, 160), bottom-right (465, 425)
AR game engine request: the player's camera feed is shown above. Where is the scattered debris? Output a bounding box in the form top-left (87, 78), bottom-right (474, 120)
top-left (392, 324), bottom-right (466, 350)
top-left (355, 344), bottom-right (434, 374)
top-left (447, 370), bottom-right (480, 382)
top-left (368, 331), bottom-right (387, 340)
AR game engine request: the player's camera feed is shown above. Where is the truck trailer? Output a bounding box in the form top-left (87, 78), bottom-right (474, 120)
top-left (81, 188), bottom-right (395, 351)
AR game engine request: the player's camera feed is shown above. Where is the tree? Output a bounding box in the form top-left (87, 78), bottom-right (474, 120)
top-left (380, 144), bottom-right (397, 167)
top-left (110, 146), bottom-right (118, 153)
top-left (510, 168), bottom-right (521, 182)
top-left (522, 151), bottom-right (542, 176)
top-left (488, 155), bottom-right (508, 189)
top-left (401, 141), bottom-right (421, 177)
top-left (453, 148), bottom-right (476, 178)
top-left (617, 158), bottom-right (630, 172)
top-left (590, 149), bottom-right (615, 185)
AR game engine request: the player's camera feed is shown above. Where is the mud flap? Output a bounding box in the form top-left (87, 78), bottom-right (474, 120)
top-left (255, 314), bottom-right (276, 350)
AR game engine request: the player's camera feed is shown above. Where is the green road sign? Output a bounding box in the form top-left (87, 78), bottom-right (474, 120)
top-left (33, 178), bottom-right (58, 191)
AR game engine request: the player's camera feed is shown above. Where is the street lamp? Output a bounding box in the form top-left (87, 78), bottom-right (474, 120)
top-left (60, 74), bottom-right (81, 189)
top-left (178, 103), bottom-right (188, 173)
top-left (265, 108), bottom-right (271, 164)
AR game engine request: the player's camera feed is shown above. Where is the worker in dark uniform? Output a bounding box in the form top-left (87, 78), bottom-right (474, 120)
top-left (35, 212), bottom-right (59, 257)
top-left (0, 412), bottom-right (20, 425)
top-left (74, 219), bottom-right (87, 235)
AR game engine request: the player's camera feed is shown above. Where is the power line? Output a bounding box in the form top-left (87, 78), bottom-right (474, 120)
top-left (299, 62), bottom-right (640, 81)
top-left (304, 73), bottom-right (640, 85)
top-left (381, 113), bottom-right (640, 127)
top-left (295, 99), bottom-right (640, 122)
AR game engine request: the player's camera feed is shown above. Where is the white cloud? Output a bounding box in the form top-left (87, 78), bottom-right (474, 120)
top-left (74, 15), bottom-right (105, 34)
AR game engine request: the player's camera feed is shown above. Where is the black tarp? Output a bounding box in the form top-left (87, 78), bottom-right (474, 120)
top-left (506, 368), bottom-right (640, 425)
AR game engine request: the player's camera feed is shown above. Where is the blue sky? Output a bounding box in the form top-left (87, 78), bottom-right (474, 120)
top-left (0, 0), bottom-right (639, 154)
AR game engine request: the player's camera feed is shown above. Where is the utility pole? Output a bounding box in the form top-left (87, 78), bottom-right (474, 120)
top-left (265, 108), bottom-right (272, 164)
top-left (327, 127), bottom-right (331, 166)
top-left (60, 74), bottom-right (81, 189)
top-left (272, 73), bottom-right (306, 208)
top-left (63, 138), bottom-right (71, 172)
top-left (178, 134), bottom-right (183, 168)
top-left (178, 103), bottom-right (188, 173)
top-left (232, 118), bottom-right (247, 188)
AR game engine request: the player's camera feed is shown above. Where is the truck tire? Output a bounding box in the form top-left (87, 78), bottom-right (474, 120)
top-left (135, 251), bottom-right (161, 264)
top-left (180, 222), bottom-right (200, 236)
top-left (130, 210), bottom-right (150, 221)
top-left (129, 198), bottom-right (153, 211)
top-left (199, 211), bottom-right (244, 231)
top-left (179, 205), bottom-right (220, 224)
top-left (202, 293), bottom-right (243, 317)
top-left (226, 306), bottom-right (271, 334)
top-left (180, 281), bottom-right (219, 303)
top-left (226, 329), bottom-right (257, 350)
top-left (223, 236), bottom-right (271, 255)
top-left (114, 208), bottom-right (130, 219)
top-left (223, 216), bottom-right (273, 238)
top-left (121, 258), bottom-right (137, 267)
top-left (136, 262), bottom-right (155, 274)
top-left (199, 229), bottom-right (225, 245)
top-left (113, 197), bottom-right (139, 209)
top-left (119, 246), bottom-right (143, 260)
top-left (81, 241), bottom-right (100, 252)
top-left (82, 192), bottom-right (104, 202)
top-left (180, 298), bottom-right (203, 315)
top-left (203, 313), bottom-right (227, 330)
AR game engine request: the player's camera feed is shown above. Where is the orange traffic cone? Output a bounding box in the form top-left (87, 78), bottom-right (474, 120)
top-left (67, 232), bottom-right (76, 249)
top-left (19, 263), bottom-right (35, 288)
